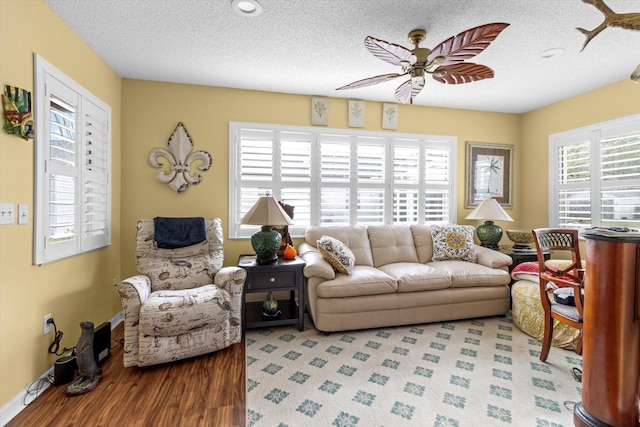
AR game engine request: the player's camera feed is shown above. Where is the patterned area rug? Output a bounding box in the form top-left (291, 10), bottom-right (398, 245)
top-left (246, 314), bottom-right (582, 426)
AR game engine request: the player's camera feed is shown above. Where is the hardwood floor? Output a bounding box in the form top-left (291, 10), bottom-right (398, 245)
top-left (7, 323), bottom-right (246, 427)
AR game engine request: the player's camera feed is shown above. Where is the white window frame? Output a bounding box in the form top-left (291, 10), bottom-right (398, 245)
top-left (34, 54), bottom-right (111, 264)
top-left (229, 122), bottom-right (457, 239)
top-left (548, 113), bottom-right (640, 230)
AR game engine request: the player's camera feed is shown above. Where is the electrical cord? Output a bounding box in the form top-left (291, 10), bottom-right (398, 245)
top-left (23, 375), bottom-right (53, 405)
top-left (572, 367), bottom-right (583, 383)
top-left (47, 319), bottom-right (75, 356)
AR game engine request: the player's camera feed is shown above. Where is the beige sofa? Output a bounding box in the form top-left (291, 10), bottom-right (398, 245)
top-left (298, 224), bottom-right (513, 332)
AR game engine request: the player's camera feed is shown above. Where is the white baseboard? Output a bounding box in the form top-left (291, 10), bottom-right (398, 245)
top-left (0, 311), bottom-right (124, 427)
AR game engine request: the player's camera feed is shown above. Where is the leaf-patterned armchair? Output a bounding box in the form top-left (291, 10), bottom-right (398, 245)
top-left (116, 218), bottom-right (246, 367)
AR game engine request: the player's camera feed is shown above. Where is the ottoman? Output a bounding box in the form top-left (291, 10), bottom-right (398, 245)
top-left (511, 279), bottom-right (581, 351)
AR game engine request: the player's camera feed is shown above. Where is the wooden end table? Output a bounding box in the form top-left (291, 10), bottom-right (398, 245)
top-left (238, 255), bottom-right (306, 331)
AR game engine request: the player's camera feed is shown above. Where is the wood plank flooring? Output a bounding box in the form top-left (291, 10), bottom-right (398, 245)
top-left (7, 323), bottom-right (246, 427)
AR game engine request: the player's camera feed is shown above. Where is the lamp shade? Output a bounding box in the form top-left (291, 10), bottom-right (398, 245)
top-left (465, 198), bottom-right (514, 222)
top-left (240, 196), bottom-right (294, 226)
top-left (241, 196), bottom-right (294, 264)
top-left (465, 198), bottom-right (513, 249)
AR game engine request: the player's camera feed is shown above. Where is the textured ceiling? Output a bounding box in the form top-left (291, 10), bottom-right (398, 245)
top-left (43, 0), bottom-right (640, 113)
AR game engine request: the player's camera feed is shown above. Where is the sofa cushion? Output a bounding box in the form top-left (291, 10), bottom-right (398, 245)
top-left (305, 226), bottom-right (374, 266)
top-left (368, 225), bottom-right (419, 267)
top-left (431, 225), bottom-right (477, 262)
top-left (317, 235), bottom-right (355, 275)
top-left (315, 266), bottom-right (398, 298)
top-left (410, 224), bottom-right (434, 263)
top-left (428, 260), bottom-right (510, 287)
top-left (378, 262), bottom-right (451, 292)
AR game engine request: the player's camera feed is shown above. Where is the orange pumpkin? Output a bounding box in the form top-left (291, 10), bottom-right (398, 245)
top-left (283, 244), bottom-right (297, 260)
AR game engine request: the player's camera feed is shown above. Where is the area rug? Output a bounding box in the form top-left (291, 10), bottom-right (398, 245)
top-left (246, 314), bottom-right (582, 426)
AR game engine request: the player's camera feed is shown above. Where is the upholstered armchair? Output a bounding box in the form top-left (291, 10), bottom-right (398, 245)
top-left (116, 218), bottom-right (246, 367)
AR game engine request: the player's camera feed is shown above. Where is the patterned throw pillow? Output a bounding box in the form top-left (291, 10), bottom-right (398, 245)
top-left (511, 261), bottom-right (541, 282)
top-left (317, 235), bottom-right (355, 275)
top-left (431, 225), bottom-right (477, 262)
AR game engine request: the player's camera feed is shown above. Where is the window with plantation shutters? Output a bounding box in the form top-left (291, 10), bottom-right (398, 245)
top-left (549, 113), bottom-right (640, 230)
top-left (34, 55), bottom-right (111, 264)
top-left (229, 122), bottom-right (456, 238)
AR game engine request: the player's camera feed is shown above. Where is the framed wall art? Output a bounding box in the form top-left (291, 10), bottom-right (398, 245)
top-left (465, 141), bottom-right (513, 208)
top-left (348, 100), bottom-right (364, 127)
top-left (382, 103), bottom-right (398, 130)
top-left (311, 97), bottom-right (328, 125)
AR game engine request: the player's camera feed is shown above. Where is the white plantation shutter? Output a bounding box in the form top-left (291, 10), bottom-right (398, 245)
top-left (35, 55), bottom-right (111, 264)
top-left (600, 126), bottom-right (640, 228)
top-left (424, 144), bottom-right (451, 223)
top-left (549, 113), bottom-right (640, 229)
top-left (48, 96), bottom-right (77, 249)
top-left (357, 138), bottom-right (385, 225)
top-left (319, 134), bottom-right (351, 225)
top-left (82, 101), bottom-right (110, 249)
top-left (393, 143), bottom-right (420, 223)
top-left (556, 137), bottom-right (591, 228)
top-left (229, 122), bottom-right (456, 238)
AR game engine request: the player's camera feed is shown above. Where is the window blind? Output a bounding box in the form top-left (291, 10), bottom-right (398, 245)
top-left (229, 122), bottom-right (457, 238)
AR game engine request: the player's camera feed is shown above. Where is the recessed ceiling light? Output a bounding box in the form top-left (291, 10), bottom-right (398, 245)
top-left (232, 0), bottom-right (262, 17)
top-left (540, 48), bottom-right (564, 59)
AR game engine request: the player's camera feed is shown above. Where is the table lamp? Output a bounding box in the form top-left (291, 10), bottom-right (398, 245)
top-left (465, 197), bottom-right (513, 249)
top-left (240, 195), bottom-right (294, 264)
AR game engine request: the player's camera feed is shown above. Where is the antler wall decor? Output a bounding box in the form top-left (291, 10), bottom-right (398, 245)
top-left (576, 0), bottom-right (640, 83)
top-left (148, 122), bottom-right (212, 193)
top-left (577, 0), bottom-right (640, 50)
top-left (632, 64), bottom-right (640, 83)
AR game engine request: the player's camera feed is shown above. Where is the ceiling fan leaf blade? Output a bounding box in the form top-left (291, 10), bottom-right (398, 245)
top-left (427, 23), bottom-right (509, 66)
top-left (394, 77), bottom-right (425, 103)
top-left (336, 73), bottom-right (404, 90)
top-left (432, 63), bottom-right (495, 84)
top-left (411, 77), bottom-right (425, 99)
top-left (394, 79), bottom-right (413, 103)
top-left (365, 36), bottom-right (417, 66)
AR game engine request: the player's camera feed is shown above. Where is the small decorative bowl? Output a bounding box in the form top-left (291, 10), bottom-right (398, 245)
top-left (506, 230), bottom-right (534, 248)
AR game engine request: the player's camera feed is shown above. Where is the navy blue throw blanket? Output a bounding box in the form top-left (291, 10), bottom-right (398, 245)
top-left (153, 217), bottom-right (206, 249)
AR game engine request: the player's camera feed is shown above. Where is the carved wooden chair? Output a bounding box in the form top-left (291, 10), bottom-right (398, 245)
top-left (532, 228), bottom-right (585, 362)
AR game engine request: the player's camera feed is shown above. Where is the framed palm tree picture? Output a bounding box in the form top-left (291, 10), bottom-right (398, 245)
top-left (465, 141), bottom-right (513, 208)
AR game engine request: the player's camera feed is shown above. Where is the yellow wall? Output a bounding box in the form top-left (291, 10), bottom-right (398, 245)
top-left (120, 80), bottom-right (521, 276)
top-left (519, 80), bottom-right (640, 228)
top-left (0, 0), bottom-right (122, 405)
top-left (2, 0), bottom-right (639, 416)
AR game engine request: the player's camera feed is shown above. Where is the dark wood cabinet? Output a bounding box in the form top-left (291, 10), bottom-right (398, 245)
top-left (574, 235), bottom-right (640, 427)
top-left (239, 255), bottom-right (306, 331)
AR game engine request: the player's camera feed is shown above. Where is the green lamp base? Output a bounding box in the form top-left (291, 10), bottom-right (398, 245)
top-left (251, 225), bottom-right (282, 265)
top-left (476, 220), bottom-right (503, 250)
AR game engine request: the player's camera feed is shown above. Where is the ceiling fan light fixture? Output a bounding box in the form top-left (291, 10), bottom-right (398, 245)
top-left (231, 0), bottom-right (262, 17)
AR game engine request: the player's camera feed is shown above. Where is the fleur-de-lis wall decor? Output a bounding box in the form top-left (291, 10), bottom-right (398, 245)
top-left (148, 122), bottom-right (212, 193)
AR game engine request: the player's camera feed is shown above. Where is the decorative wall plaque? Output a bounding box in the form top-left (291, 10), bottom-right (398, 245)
top-left (148, 122), bottom-right (212, 193)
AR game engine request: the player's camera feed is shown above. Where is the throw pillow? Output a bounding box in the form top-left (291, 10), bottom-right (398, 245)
top-left (511, 260), bottom-right (578, 290)
top-left (511, 261), bottom-right (541, 282)
top-left (431, 225), bottom-right (477, 262)
top-left (317, 235), bottom-right (355, 275)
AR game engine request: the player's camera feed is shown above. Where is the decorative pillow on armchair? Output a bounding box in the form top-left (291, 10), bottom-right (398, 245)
top-left (431, 225), bottom-right (477, 262)
top-left (317, 235), bottom-right (355, 275)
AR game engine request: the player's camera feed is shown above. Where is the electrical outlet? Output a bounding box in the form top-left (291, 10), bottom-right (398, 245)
top-left (43, 314), bottom-right (53, 335)
top-left (18, 204), bottom-right (29, 224)
top-left (0, 203), bottom-right (14, 225)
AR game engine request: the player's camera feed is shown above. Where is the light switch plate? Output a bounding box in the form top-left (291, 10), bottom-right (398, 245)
top-left (0, 203), bottom-right (14, 225)
top-left (18, 204), bottom-right (29, 224)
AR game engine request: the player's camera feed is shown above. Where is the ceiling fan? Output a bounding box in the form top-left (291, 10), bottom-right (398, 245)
top-left (336, 23), bottom-right (510, 104)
